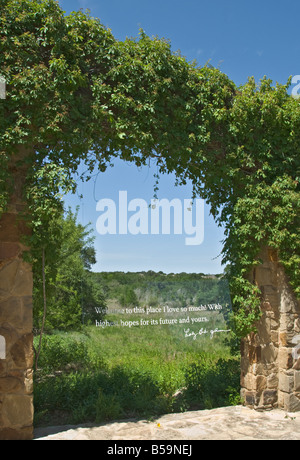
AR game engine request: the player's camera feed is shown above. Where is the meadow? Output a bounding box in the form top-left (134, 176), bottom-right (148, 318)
top-left (33, 318), bottom-right (241, 427)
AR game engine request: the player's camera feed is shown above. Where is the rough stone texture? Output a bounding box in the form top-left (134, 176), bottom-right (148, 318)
top-left (0, 212), bottom-right (34, 441)
top-left (34, 406), bottom-right (300, 441)
top-left (0, 148), bottom-right (34, 440)
top-left (241, 247), bottom-right (300, 412)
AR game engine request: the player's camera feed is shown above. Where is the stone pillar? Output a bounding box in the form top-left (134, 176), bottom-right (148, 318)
top-left (0, 213), bottom-right (34, 440)
top-left (277, 265), bottom-right (300, 411)
top-left (241, 247), bottom-right (300, 412)
top-left (0, 147), bottom-right (34, 440)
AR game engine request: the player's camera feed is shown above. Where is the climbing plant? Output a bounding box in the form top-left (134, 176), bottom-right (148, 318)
top-left (0, 0), bottom-right (299, 338)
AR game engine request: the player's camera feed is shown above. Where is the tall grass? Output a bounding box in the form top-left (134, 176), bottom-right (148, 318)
top-left (33, 324), bottom-right (241, 427)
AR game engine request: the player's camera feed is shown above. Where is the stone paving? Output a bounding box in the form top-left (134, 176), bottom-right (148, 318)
top-left (34, 405), bottom-right (300, 440)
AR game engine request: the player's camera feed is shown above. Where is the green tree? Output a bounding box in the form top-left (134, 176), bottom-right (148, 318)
top-left (208, 78), bottom-right (300, 335)
top-left (119, 286), bottom-right (139, 308)
top-left (33, 207), bottom-right (106, 332)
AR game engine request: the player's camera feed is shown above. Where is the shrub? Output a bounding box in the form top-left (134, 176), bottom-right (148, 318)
top-left (34, 334), bottom-right (88, 372)
top-left (184, 358), bottom-right (241, 409)
top-left (96, 389), bottom-right (124, 422)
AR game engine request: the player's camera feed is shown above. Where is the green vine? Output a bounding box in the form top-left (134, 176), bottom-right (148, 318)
top-left (0, 0), bottom-right (299, 339)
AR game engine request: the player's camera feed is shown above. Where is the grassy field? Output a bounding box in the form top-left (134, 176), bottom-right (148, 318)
top-left (33, 317), bottom-right (241, 427)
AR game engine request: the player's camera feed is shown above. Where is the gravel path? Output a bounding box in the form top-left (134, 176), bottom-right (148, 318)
top-left (34, 406), bottom-right (300, 440)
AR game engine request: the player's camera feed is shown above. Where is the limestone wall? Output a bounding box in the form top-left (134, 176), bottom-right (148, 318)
top-left (241, 248), bottom-right (300, 412)
top-left (0, 213), bottom-right (34, 440)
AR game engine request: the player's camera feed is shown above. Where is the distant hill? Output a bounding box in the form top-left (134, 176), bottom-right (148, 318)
top-left (90, 271), bottom-right (232, 312)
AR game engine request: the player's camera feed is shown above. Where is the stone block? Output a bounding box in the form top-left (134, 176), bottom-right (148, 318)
top-left (294, 371), bottom-right (300, 391)
top-left (0, 296), bottom-right (32, 333)
top-left (270, 318), bottom-right (279, 330)
top-left (0, 360), bottom-right (6, 377)
top-left (262, 390), bottom-right (277, 406)
top-left (24, 369), bottom-right (33, 395)
top-left (248, 345), bottom-right (261, 364)
top-left (279, 370), bottom-right (294, 393)
top-left (256, 375), bottom-right (267, 392)
top-left (278, 347), bottom-right (294, 370)
top-left (280, 313), bottom-right (295, 332)
top-left (10, 334), bottom-right (33, 370)
top-left (244, 391), bottom-right (260, 407)
top-left (278, 390), bottom-right (285, 409)
top-left (0, 243), bottom-right (21, 261)
top-left (0, 297), bottom-right (23, 329)
top-left (262, 301), bottom-right (273, 312)
top-left (280, 332), bottom-right (298, 347)
top-left (0, 261), bottom-right (32, 299)
top-left (243, 373), bottom-right (256, 391)
top-left (282, 393), bottom-right (300, 412)
top-left (0, 213), bottom-right (31, 243)
top-left (1, 394), bottom-right (33, 427)
top-left (271, 331), bottom-right (279, 345)
top-left (0, 426), bottom-right (33, 441)
top-left (21, 296), bottom-right (33, 333)
top-left (0, 260), bottom-right (19, 297)
top-left (255, 267), bottom-right (276, 286)
top-left (0, 376), bottom-right (22, 393)
top-left (0, 370), bottom-right (33, 395)
top-left (280, 289), bottom-right (299, 314)
top-left (261, 343), bottom-right (278, 364)
top-left (246, 373), bottom-right (268, 392)
top-left (293, 358), bottom-right (300, 371)
top-left (267, 372), bottom-right (278, 389)
top-left (263, 293), bottom-right (280, 309)
top-left (13, 263), bottom-right (33, 297)
top-left (252, 363), bottom-right (267, 376)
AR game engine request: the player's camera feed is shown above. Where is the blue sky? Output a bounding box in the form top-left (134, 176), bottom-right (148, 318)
top-left (60, 0), bottom-right (299, 274)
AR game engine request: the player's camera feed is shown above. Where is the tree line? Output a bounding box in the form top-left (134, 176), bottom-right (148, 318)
top-left (33, 207), bottom-right (231, 334)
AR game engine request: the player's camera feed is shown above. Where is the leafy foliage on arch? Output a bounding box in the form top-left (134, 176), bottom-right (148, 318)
top-left (0, 0), bottom-right (299, 337)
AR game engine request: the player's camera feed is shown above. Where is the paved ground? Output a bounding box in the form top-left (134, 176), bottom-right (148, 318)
top-left (34, 406), bottom-right (300, 440)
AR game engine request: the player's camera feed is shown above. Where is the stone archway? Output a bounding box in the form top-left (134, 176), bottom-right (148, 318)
top-left (0, 154), bottom-right (299, 440)
top-left (0, 1), bottom-right (299, 440)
